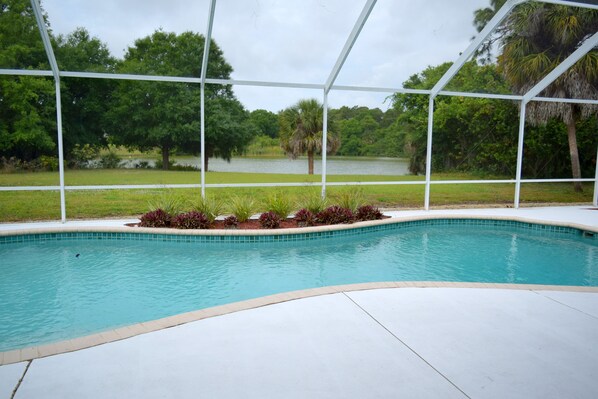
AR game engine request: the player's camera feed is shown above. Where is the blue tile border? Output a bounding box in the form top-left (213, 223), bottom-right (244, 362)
top-left (0, 218), bottom-right (595, 245)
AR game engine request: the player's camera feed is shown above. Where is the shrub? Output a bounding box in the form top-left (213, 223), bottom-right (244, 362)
top-left (39, 155), bottom-right (59, 171)
top-left (333, 188), bottom-right (364, 212)
top-left (139, 208), bottom-right (172, 228)
top-left (229, 196), bottom-right (254, 222)
top-left (355, 205), bottom-right (383, 221)
top-left (264, 192), bottom-right (293, 220)
top-left (171, 211), bottom-right (210, 229)
top-left (169, 163), bottom-right (200, 171)
top-left (301, 192), bottom-right (328, 214)
top-left (154, 159), bottom-right (175, 170)
top-left (223, 215), bottom-right (239, 229)
top-left (98, 151), bottom-right (122, 169)
top-left (294, 208), bottom-right (316, 227)
top-left (0, 156), bottom-right (61, 172)
top-left (316, 205), bottom-right (354, 225)
top-left (69, 144), bottom-right (99, 169)
top-left (259, 211), bottom-right (281, 229)
top-left (148, 192), bottom-right (184, 215)
top-left (189, 196), bottom-right (223, 223)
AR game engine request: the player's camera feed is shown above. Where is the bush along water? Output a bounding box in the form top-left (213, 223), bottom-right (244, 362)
top-left (189, 196), bottom-right (223, 223)
top-left (264, 192), bottom-right (294, 220)
top-left (294, 208), bottom-right (316, 227)
top-left (355, 205), bottom-right (383, 221)
top-left (139, 209), bottom-right (172, 228)
top-left (138, 194), bottom-right (385, 229)
top-left (316, 206), bottom-right (354, 225)
top-left (259, 211), bottom-right (281, 229)
top-left (223, 215), bottom-right (239, 229)
top-left (229, 196), bottom-right (254, 223)
top-left (171, 211), bottom-right (210, 229)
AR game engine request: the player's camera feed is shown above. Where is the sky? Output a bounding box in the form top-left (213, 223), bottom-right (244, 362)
top-left (41, 0), bottom-right (490, 112)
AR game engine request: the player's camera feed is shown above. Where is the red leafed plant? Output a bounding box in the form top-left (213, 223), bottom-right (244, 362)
top-left (223, 215), bottom-right (239, 229)
top-left (139, 209), bottom-right (172, 228)
top-left (294, 208), bottom-right (316, 227)
top-left (171, 211), bottom-right (210, 229)
top-left (355, 205), bottom-right (383, 221)
top-left (316, 205), bottom-right (354, 225)
top-left (259, 211), bottom-right (281, 229)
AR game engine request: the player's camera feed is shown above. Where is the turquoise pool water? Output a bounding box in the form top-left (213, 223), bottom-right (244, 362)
top-left (1, 221), bottom-right (596, 351)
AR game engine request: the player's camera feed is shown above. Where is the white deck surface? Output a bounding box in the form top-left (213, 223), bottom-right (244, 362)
top-left (1, 205), bottom-right (597, 232)
top-left (2, 288), bottom-right (598, 399)
top-left (2, 206), bottom-right (598, 398)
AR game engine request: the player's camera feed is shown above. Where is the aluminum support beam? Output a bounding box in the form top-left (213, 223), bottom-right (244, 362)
top-left (424, 97), bottom-right (435, 210)
top-left (594, 146), bottom-right (598, 207)
top-left (514, 102), bottom-right (527, 208)
top-left (430, 0), bottom-right (526, 97)
top-left (321, 92), bottom-right (329, 198)
top-left (523, 31), bottom-right (598, 102)
top-left (200, 0), bottom-right (218, 198)
top-left (4, 69), bottom-right (598, 105)
top-left (539, 0), bottom-right (598, 11)
top-left (533, 97), bottom-right (598, 105)
top-left (332, 84), bottom-right (428, 94)
top-left (200, 86), bottom-right (206, 197)
top-left (6, 178), bottom-right (595, 193)
top-left (200, 0), bottom-right (217, 84)
top-left (0, 69), bottom-right (52, 77)
top-left (324, 0), bottom-right (377, 93)
top-left (206, 78), bottom-right (323, 90)
top-left (321, 0), bottom-right (376, 197)
top-left (30, 0), bottom-right (66, 222)
top-left (438, 91), bottom-right (522, 101)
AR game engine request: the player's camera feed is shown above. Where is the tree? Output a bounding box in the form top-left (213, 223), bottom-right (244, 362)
top-left (108, 30), bottom-right (253, 170)
top-left (330, 106), bottom-right (404, 157)
top-left (0, 0), bottom-right (56, 161)
top-left (55, 28), bottom-right (117, 160)
top-left (392, 61), bottom-right (520, 175)
top-left (474, 2), bottom-right (598, 191)
top-left (279, 98), bottom-right (340, 175)
top-left (248, 109), bottom-right (279, 138)
top-left (472, 0), bottom-right (507, 62)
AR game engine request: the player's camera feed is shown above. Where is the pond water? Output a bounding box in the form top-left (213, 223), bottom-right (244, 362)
top-left (122, 156), bottom-right (410, 175)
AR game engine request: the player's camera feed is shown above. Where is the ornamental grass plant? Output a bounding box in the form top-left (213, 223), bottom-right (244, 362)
top-left (229, 196), bottom-right (255, 222)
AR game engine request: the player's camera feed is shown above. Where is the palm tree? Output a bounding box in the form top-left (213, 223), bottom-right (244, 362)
top-left (279, 98), bottom-right (340, 175)
top-left (476, 2), bottom-right (598, 192)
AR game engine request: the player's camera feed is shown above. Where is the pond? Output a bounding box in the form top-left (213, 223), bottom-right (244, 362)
top-left (122, 156), bottom-right (410, 175)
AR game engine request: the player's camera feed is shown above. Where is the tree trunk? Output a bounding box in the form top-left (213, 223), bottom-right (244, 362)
top-left (161, 146), bottom-right (169, 171)
top-left (308, 149), bottom-right (314, 175)
top-left (566, 120), bottom-right (583, 193)
top-left (203, 155), bottom-right (209, 172)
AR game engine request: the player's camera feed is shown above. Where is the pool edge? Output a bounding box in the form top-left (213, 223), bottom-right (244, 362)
top-left (2, 281), bottom-right (598, 366)
top-left (1, 213), bottom-right (597, 237)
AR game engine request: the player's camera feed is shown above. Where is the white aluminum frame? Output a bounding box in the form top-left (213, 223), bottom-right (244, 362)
top-left (0, 0), bottom-right (596, 222)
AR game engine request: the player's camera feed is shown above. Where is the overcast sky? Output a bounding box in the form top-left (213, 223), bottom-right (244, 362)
top-left (42, 0), bottom-right (489, 112)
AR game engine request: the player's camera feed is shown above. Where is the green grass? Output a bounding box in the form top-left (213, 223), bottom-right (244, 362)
top-left (0, 169), bottom-right (593, 221)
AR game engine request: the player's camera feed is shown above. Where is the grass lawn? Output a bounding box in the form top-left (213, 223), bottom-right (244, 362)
top-left (0, 169), bottom-right (593, 222)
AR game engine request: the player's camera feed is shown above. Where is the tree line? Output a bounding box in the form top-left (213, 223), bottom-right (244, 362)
top-left (1, 0), bottom-right (253, 171)
top-left (1, 0), bottom-right (596, 184)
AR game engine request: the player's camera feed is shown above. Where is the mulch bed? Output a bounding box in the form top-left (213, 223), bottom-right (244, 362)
top-left (126, 216), bottom-right (390, 230)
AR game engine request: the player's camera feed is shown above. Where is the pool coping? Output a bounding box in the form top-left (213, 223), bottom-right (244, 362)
top-left (1, 212), bottom-right (597, 237)
top-left (1, 213), bottom-right (597, 366)
top-left (1, 282), bottom-right (598, 366)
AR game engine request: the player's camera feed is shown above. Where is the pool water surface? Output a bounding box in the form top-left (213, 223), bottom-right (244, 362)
top-left (1, 221), bottom-right (596, 351)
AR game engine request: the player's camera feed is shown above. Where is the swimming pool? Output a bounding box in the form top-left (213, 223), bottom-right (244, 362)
top-left (1, 218), bottom-right (596, 352)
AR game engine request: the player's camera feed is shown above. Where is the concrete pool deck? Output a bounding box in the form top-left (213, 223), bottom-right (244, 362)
top-left (1, 206), bottom-right (598, 398)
